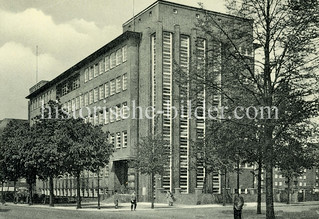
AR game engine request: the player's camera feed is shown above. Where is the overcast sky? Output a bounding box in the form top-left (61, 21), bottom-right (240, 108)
top-left (0, 0), bottom-right (226, 120)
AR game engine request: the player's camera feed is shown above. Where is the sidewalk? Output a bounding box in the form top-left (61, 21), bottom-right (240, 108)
top-left (6, 200), bottom-right (319, 212)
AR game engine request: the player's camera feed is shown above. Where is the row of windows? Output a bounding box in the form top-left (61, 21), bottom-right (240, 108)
top-left (109, 131), bottom-right (128, 149)
top-left (63, 74), bottom-right (127, 112)
top-left (83, 102), bottom-right (129, 125)
top-left (31, 90), bottom-right (54, 110)
top-left (84, 45), bottom-right (127, 83)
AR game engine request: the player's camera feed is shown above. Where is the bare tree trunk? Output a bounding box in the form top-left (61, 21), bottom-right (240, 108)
top-left (257, 157), bottom-right (262, 214)
top-left (151, 172), bottom-right (154, 209)
top-left (1, 182), bottom-right (4, 204)
top-left (287, 176), bottom-right (290, 204)
top-left (237, 160), bottom-right (240, 194)
top-left (28, 182), bottom-right (33, 205)
top-left (97, 172), bottom-right (100, 209)
top-left (222, 168), bottom-right (227, 206)
top-left (13, 181), bottom-right (17, 204)
top-left (76, 172), bottom-right (81, 209)
top-left (265, 127), bottom-right (275, 218)
top-left (49, 176), bottom-right (54, 207)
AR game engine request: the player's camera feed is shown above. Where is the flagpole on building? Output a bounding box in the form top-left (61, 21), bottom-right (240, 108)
top-left (36, 45), bottom-right (38, 83)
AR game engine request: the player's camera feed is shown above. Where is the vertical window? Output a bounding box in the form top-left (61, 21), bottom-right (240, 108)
top-left (116, 104), bottom-right (121, 121)
top-left (99, 60), bottom-right (104, 75)
top-left (99, 111), bottom-right (104, 125)
top-left (94, 64), bottom-right (99, 77)
top-left (94, 114), bottom-right (98, 125)
top-left (110, 134), bottom-right (115, 148)
top-left (105, 56), bottom-right (110, 72)
top-left (84, 93), bottom-right (88, 106)
top-left (122, 45), bottom-right (127, 62)
top-left (84, 69), bottom-right (88, 83)
top-left (122, 131), bottom-right (128, 147)
top-left (104, 82), bottom-right (109, 98)
top-left (68, 100), bottom-right (71, 112)
top-left (80, 95), bottom-right (83, 108)
top-left (75, 97), bottom-right (80, 110)
top-left (71, 99), bottom-right (75, 112)
top-left (110, 53), bottom-right (116, 69)
top-left (94, 88), bottom-right (99, 103)
top-left (122, 102), bottom-right (129, 119)
top-left (89, 66), bottom-right (93, 80)
top-left (99, 111), bottom-right (104, 124)
top-left (116, 132), bottom-right (121, 148)
top-left (104, 108), bottom-right (109, 124)
top-left (116, 77), bottom-right (121, 93)
top-left (110, 107), bottom-right (116, 123)
top-left (116, 49), bottom-right (122, 66)
top-left (99, 85), bottom-right (104, 100)
top-left (122, 73), bottom-right (128, 91)
top-left (89, 90), bottom-right (93, 105)
top-left (110, 80), bottom-right (115, 96)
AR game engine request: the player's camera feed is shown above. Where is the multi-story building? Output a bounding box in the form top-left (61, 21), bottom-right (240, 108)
top-left (26, 0), bottom-right (255, 201)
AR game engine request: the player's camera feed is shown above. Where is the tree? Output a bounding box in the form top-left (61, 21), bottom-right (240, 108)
top-left (178, 1), bottom-right (319, 217)
top-left (275, 121), bottom-right (316, 204)
top-left (32, 100), bottom-right (68, 207)
top-left (0, 120), bottom-right (29, 204)
top-left (133, 132), bottom-right (170, 209)
top-left (56, 118), bottom-right (112, 209)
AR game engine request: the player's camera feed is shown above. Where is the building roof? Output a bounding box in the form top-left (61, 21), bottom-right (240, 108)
top-left (26, 31), bottom-right (141, 99)
top-left (122, 0), bottom-right (253, 27)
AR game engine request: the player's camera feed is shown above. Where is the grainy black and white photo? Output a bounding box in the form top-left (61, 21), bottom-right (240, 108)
top-left (0, 0), bottom-right (318, 218)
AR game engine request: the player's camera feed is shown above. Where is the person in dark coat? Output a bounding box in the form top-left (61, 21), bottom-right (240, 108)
top-left (130, 191), bottom-right (137, 211)
top-left (114, 190), bottom-right (119, 209)
top-left (233, 193), bottom-right (244, 219)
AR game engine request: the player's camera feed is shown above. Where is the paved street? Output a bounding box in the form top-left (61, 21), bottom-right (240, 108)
top-left (1, 202), bottom-right (319, 219)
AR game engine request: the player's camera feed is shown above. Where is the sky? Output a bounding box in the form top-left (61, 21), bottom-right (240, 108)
top-left (0, 0), bottom-right (226, 120)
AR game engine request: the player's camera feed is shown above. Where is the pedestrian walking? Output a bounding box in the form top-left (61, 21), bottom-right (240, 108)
top-left (130, 191), bottom-right (137, 211)
top-left (233, 193), bottom-right (244, 219)
top-left (166, 191), bottom-right (174, 206)
top-left (114, 190), bottom-right (119, 209)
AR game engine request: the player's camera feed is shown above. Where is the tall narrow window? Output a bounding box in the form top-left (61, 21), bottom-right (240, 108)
top-left (99, 111), bottom-right (104, 125)
top-left (110, 134), bottom-right (115, 148)
top-left (179, 35), bottom-right (190, 194)
top-left (122, 73), bottom-right (128, 91)
top-left (116, 132), bottom-right (121, 148)
top-left (89, 66), bottom-right (93, 80)
top-left (89, 90), bottom-right (93, 105)
top-left (94, 64), bottom-right (99, 77)
top-left (71, 99), bottom-right (75, 112)
top-left (99, 60), bottom-right (104, 75)
top-left (110, 53), bottom-right (116, 69)
top-left (75, 96), bottom-right (80, 110)
top-left (84, 69), bottom-right (89, 83)
top-left (122, 102), bottom-right (129, 119)
top-left (105, 56), bottom-right (110, 72)
top-left (104, 82), bottom-right (109, 98)
top-left (110, 80), bottom-right (115, 96)
top-left (116, 49), bottom-right (122, 66)
top-left (84, 93), bottom-right (88, 106)
top-left (104, 108), bottom-right (109, 124)
top-left (80, 95), bottom-right (83, 108)
top-left (122, 45), bottom-right (127, 62)
top-left (99, 85), bottom-right (104, 100)
top-left (116, 104), bottom-right (121, 121)
top-left (110, 107), bottom-right (116, 123)
top-left (151, 33), bottom-right (156, 134)
top-left (116, 77), bottom-right (121, 93)
top-left (122, 131), bottom-right (128, 147)
top-left (94, 88), bottom-right (98, 103)
top-left (162, 31), bottom-right (173, 191)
